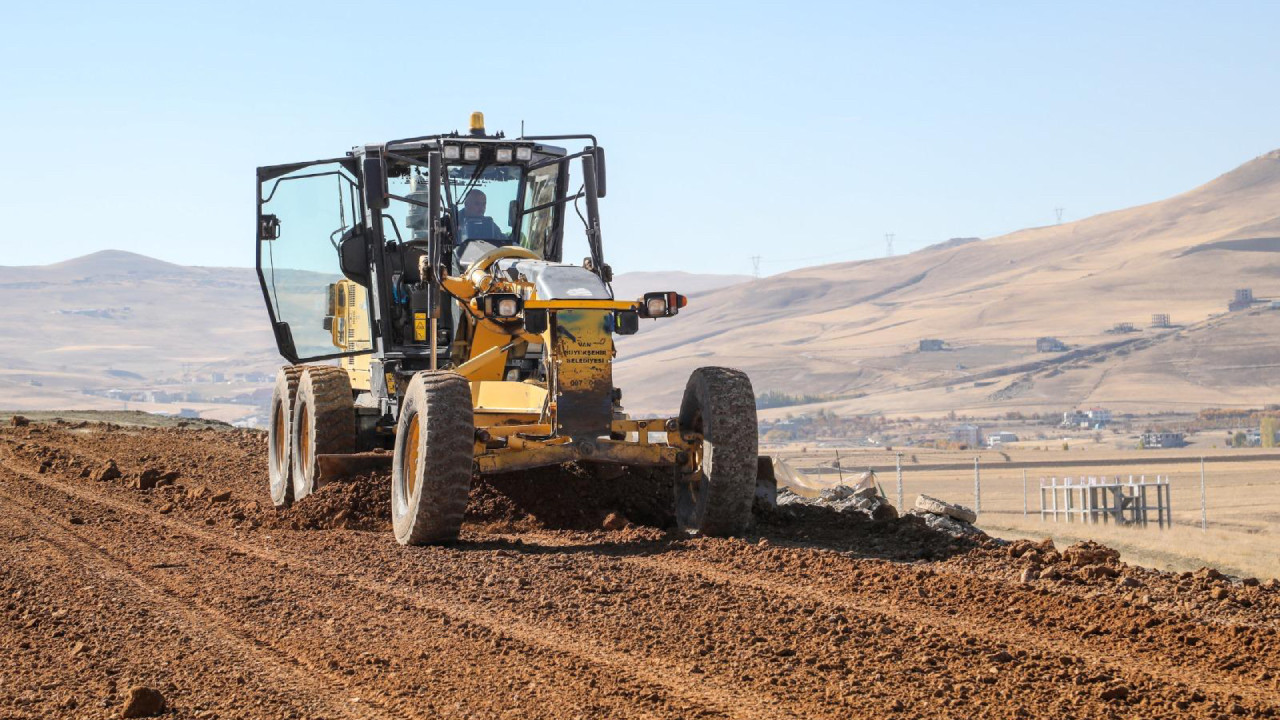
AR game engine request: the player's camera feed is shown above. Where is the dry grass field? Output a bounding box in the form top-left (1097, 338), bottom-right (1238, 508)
top-left (776, 445), bottom-right (1280, 580)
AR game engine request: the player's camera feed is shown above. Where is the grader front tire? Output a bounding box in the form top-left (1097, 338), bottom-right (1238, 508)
top-left (290, 366), bottom-right (355, 501)
top-left (391, 372), bottom-right (474, 546)
top-left (675, 367), bottom-right (759, 537)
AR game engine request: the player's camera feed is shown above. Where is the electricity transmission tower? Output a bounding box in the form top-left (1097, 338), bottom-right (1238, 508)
top-left (1055, 207), bottom-right (1064, 224)
top-left (885, 233), bottom-right (895, 257)
top-left (750, 255), bottom-right (761, 279)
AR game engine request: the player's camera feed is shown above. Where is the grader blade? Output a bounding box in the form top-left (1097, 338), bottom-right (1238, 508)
top-left (316, 452), bottom-right (392, 484)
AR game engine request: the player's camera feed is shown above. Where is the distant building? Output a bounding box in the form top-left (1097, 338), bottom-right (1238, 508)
top-left (1107, 322), bottom-right (1136, 334)
top-left (950, 424), bottom-right (983, 447)
top-left (1141, 431), bottom-right (1185, 449)
top-left (987, 431), bottom-right (1019, 447)
top-left (1150, 313), bottom-right (1170, 328)
top-left (1061, 408), bottom-right (1110, 429)
top-left (1036, 336), bottom-right (1068, 352)
top-left (178, 408), bottom-right (201, 419)
top-left (1061, 410), bottom-right (1088, 428)
top-left (1086, 408), bottom-right (1112, 427)
top-left (1229, 288), bottom-right (1255, 312)
top-left (919, 339), bottom-right (946, 352)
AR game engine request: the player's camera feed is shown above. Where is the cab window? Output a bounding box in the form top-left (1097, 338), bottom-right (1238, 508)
top-left (520, 164), bottom-right (559, 258)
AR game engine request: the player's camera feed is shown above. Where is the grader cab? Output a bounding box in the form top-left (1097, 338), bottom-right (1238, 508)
top-left (256, 112), bottom-right (767, 544)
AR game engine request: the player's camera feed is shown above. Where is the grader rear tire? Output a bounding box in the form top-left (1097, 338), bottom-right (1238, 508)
top-left (675, 367), bottom-right (758, 536)
top-left (267, 366), bottom-right (303, 507)
top-left (290, 366), bottom-right (355, 501)
top-left (391, 372), bottom-right (474, 546)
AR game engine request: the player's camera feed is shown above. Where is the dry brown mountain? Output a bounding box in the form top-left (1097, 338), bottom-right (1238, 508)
top-left (6, 150), bottom-right (1279, 424)
top-left (0, 251), bottom-right (280, 423)
top-left (0, 252), bottom-right (744, 424)
top-left (615, 150), bottom-right (1280, 418)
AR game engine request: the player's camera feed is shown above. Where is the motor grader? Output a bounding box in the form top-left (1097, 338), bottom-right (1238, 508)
top-left (256, 112), bottom-right (767, 544)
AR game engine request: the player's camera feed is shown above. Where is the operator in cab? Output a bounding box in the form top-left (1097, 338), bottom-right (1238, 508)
top-left (458, 190), bottom-right (509, 244)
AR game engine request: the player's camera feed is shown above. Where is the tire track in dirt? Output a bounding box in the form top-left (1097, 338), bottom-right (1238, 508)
top-left (4, 425), bottom-right (1279, 719)
top-left (0, 447), bottom-right (796, 720)
top-left (0, 483), bottom-right (393, 720)
top-left (0, 492), bottom-right (377, 720)
top-left (616, 552), bottom-right (1280, 709)
top-left (3, 440), bottom-right (1008, 718)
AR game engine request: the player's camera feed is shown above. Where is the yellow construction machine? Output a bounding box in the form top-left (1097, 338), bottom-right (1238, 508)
top-left (256, 113), bottom-right (768, 544)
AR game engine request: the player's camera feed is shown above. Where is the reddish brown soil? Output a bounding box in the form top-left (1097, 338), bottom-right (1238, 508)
top-left (1, 422), bottom-right (1278, 719)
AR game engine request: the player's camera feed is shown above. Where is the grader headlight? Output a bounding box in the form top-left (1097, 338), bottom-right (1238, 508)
top-left (638, 291), bottom-right (687, 318)
top-left (495, 147), bottom-right (514, 163)
top-left (442, 144), bottom-right (461, 160)
top-left (463, 145), bottom-right (482, 162)
top-left (483, 293), bottom-right (523, 319)
top-left (515, 146), bottom-right (533, 161)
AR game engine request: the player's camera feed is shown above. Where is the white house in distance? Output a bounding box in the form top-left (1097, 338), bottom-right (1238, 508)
top-left (1061, 408), bottom-right (1111, 429)
top-left (987, 431), bottom-right (1019, 447)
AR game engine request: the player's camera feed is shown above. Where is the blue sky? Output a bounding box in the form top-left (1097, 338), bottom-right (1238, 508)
top-left (2, 1), bottom-right (1278, 276)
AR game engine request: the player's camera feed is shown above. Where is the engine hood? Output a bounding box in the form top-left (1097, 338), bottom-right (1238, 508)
top-left (494, 258), bottom-right (613, 301)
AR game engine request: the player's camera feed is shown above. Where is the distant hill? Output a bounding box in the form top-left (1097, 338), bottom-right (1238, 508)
top-left (0, 250), bottom-right (746, 425)
top-left (0, 251), bottom-right (280, 424)
top-left (610, 271), bottom-right (751, 301)
top-left (10, 146), bottom-right (1280, 426)
top-left (615, 150), bottom-right (1280, 417)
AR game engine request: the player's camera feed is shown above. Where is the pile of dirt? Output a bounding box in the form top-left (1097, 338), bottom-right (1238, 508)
top-left (988, 537), bottom-right (1280, 618)
top-left (755, 498), bottom-right (988, 561)
top-left (465, 478), bottom-right (542, 533)
top-left (277, 461), bottom-right (990, 563)
top-left (467, 462), bottom-right (676, 531)
top-left (274, 474), bottom-right (391, 531)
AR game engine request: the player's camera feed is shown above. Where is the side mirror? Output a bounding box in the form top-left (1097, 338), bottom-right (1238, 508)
top-left (593, 146), bottom-right (607, 198)
top-left (338, 228), bottom-right (370, 285)
top-left (259, 214), bottom-right (280, 240)
top-left (508, 199), bottom-right (519, 230)
top-left (362, 154), bottom-right (389, 210)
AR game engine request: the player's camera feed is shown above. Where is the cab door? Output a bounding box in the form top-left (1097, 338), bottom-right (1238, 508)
top-left (256, 157), bottom-right (371, 363)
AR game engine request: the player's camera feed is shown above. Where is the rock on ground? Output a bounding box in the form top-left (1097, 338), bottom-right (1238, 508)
top-left (1062, 541), bottom-right (1120, 567)
top-left (120, 686), bottom-right (165, 718)
top-left (776, 486), bottom-right (899, 522)
top-left (914, 494), bottom-right (977, 524)
top-left (909, 510), bottom-right (985, 538)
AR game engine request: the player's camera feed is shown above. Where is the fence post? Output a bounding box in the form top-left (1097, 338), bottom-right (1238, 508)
top-left (974, 456), bottom-right (981, 515)
top-left (895, 452), bottom-right (904, 511)
top-left (1022, 470), bottom-right (1027, 516)
top-left (1200, 457), bottom-right (1207, 532)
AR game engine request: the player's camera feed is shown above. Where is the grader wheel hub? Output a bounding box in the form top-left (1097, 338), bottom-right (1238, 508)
top-left (403, 414), bottom-right (421, 499)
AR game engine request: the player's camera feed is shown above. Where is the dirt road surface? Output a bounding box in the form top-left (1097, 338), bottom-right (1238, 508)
top-left (1, 422), bottom-right (1278, 719)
